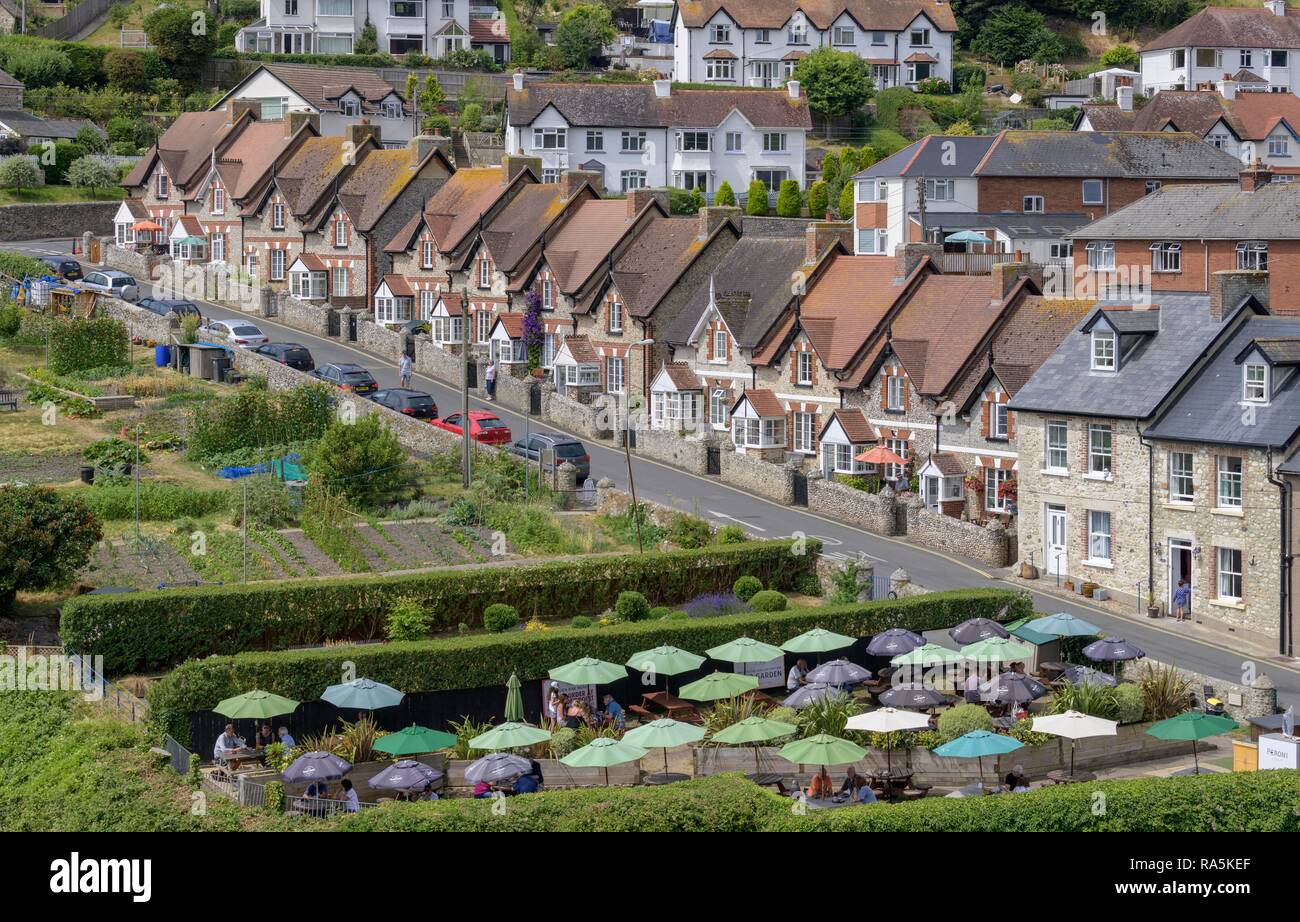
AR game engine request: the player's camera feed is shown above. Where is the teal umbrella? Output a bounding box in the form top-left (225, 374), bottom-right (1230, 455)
top-left (373, 724), bottom-right (458, 756)
top-left (933, 730), bottom-right (1023, 786)
top-left (469, 722), bottom-right (551, 751)
top-left (504, 672), bottom-right (525, 723)
top-left (320, 677), bottom-right (404, 711)
top-left (1024, 612), bottom-right (1102, 637)
top-left (944, 229), bottom-right (991, 245)
top-left (1146, 711), bottom-right (1237, 774)
top-left (549, 657), bottom-right (627, 686)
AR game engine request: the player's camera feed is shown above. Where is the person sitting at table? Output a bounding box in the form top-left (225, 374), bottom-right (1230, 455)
top-left (341, 779), bottom-right (360, 813)
top-left (277, 726), bottom-right (296, 749)
top-left (603, 694), bottom-right (625, 730)
top-left (254, 722), bottom-right (276, 748)
top-left (1004, 764), bottom-right (1030, 792)
top-left (513, 771), bottom-right (539, 795)
top-left (807, 766), bottom-right (834, 800)
top-left (840, 766), bottom-right (866, 797)
top-left (528, 758), bottom-right (544, 788)
top-left (420, 783), bottom-right (439, 801)
top-left (213, 723), bottom-right (245, 771)
top-left (856, 783), bottom-right (878, 803)
top-left (473, 779), bottom-right (494, 799)
top-left (787, 658), bottom-right (809, 692)
top-left (305, 781), bottom-right (330, 816)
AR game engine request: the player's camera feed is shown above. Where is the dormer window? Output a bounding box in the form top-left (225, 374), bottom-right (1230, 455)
top-left (340, 97), bottom-right (360, 117)
top-left (1091, 328), bottom-right (1116, 371)
top-left (382, 100), bottom-right (403, 119)
top-left (1244, 362), bottom-right (1268, 403)
top-left (1237, 241), bottom-right (1268, 271)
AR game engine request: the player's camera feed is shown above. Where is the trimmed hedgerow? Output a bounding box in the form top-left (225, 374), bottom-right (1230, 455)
top-left (64, 540), bottom-right (820, 674)
top-left (72, 483), bottom-right (232, 521)
top-left (146, 588), bottom-right (1028, 744)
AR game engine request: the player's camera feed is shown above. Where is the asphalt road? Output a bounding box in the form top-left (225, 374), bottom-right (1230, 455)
top-left (16, 239), bottom-right (1300, 706)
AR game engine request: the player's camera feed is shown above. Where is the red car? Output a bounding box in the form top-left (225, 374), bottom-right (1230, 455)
top-left (432, 410), bottom-right (513, 445)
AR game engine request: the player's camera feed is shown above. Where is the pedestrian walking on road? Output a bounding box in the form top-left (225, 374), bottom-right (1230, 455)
top-left (399, 352), bottom-right (413, 388)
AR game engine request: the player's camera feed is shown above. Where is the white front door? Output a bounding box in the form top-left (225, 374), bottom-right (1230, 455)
top-left (924, 475), bottom-right (939, 511)
top-left (1169, 538), bottom-right (1193, 612)
top-left (1046, 504), bottom-right (1067, 579)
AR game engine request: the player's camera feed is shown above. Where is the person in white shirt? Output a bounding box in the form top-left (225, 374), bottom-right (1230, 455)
top-left (341, 779), bottom-right (360, 813)
top-left (787, 658), bottom-right (809, 692)
top-left (214, 723), bottom-right (245, 771)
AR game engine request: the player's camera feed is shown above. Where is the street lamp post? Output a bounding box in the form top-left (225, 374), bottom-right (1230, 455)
top-left (624, 338), bottom-right (653, 552)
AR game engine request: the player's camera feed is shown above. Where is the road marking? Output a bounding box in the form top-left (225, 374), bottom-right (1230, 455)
top-left (706, 510), bottom-right (765, 532)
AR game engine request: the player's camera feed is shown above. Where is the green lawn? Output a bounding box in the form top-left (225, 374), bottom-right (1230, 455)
top-left (84, 0), bottom-right (162, 47)
top-left (0, 186), bottom-right (126, 206)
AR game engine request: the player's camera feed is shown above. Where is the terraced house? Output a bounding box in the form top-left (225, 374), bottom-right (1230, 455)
top-left (671, 0), bottom-right (956, 89)
top-left (504, 74), bottom-right (811, 200)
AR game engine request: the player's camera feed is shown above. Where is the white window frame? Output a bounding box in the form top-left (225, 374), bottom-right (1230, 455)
top-left (475, 309), bottom-right (492, 344)
top-left (678, 130), bottom-right (711, 152)
top-left (796, 351), bottom-right (813, 385)
top-left (925, 178), bottom-right (955, 201)
top-left (290, 269), bottom-right (327, 300)
top-left (533, 127), bottom-right (567, 150)
top-left (541, 278), bottom-right (554, 309)
top-left (272, 202), bottom-right (285, 230)
top-left (1087, 510), bottom-right (1112, 564)
top-left (478, 256), bottom-right (491, 288)
top-left (621, 170), bottom-right (647, 192)
top-left (608, 296), bottom-right (623, 333)
top-left (886, 374), bottom-right (904, 410)
top-left (725, 131), bottom-right (743, 153)
top-left (1046, 420), bottom-right (1068, 471)
top-left (985, 467), bottom-right (1011, 513)
top-left (212, 185), bottom-right (225, 215)
top-left (991, 402), bottom-right (1009, 439)
top-left (334, 218), bottom-right (348, 247)
top-left (606, 356), bottom-right (626, 394)
top-left (156, 172), bottom-right (169, 198)
top-left (1217, 456), bottom-right (1243, 508)
top-left (1023, 195), bottom-right (1044, 213)
top-left (419, 289), bottom-right (436, 319)
top-left (709, 23), bottom-right (730, 43)
top-left (793, 411), bottom-right (816, 454)
top-left (909, 28), bottom-right (930, 46)
top-left (621, 130), bottom-right (648, 153)
top-left (1269, 135), bottom-right (1289, 157)
top-left (422, 239), bottom-right (434, 269)
top-left (706, 59), bottom-right (735, 81)
top-left (1081, 180), bottom-right (1104, 205)
top-left (1150, 241), bottom-right (1181, 273)
top-left (1088, 423), bottom-right (1113, 477)
top-left (1086, 241), bottom-right (1115, 270)
top-left (832, 26), bottom-right (854, 45)
top-left (1091, 329), bottom-right (1116, 371)
top-left (1237, 241), bottom-right (1268, 271)
top-left (710, 388), bottom-right (729, 428)
top-left (331, 266), bottom-right (348, 295)
top-left (712, 329), bottom-right (727, 363)
top-left (1244, 362), bottom-right (1268, 403)
top-left (270, 248), bottom-right (286, 281)
top-left (1169, 451), bottom-right (1194, 503)
top-left (762, 132), bottom-right (787, 153)
top-left (1217, 547), bottom-right (1243, 601)
top-left (585, 130), bottom-right (603, 152)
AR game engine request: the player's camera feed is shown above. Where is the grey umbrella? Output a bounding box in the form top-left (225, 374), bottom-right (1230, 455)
top-left (879, 684), bottom-right (953, 710)
top-left (948, 617), bottom-right (1011, 644)
top-left (784, 682), bottom-right (843, 708)
top-left (367, 760), bottom-right (444, 792)
top-left (463, 752), bottom-right (532, 784)
top-left (1061, 665), bottom-right (1118, 687)
top-left (1083, 637), bottom-right (1146, 662)
top-left (281, 751), bottom-right (352, 783)
top-left (806, 659), bottom-right (873, 686)
top-left (982, 672), bottom-right (1050, 705)
top-left (866, 628), bottom-right (924, 656)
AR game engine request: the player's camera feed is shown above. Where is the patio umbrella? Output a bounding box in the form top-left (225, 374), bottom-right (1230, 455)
top-left (784, 682), bottom-right (843, 708)
top-left (866, 627), bottom-right (924, 657)
top-left (1060, 665), bottom-right (1118, 687)
top-left (944, 229), bottom-right (992, 245)
top-left (933, 730), bottom-right (1023, 785)
top-left (504, 672), bottom-right (525, 723)
top-left (1146, 711), bottom-right (1237, 775)
top-left (373, 725), bottom-right (457, 757)
top-left (622, 718), bottom-right (705, 773)
top-left (782, 627), bottom-right (855, 655)
top-left (855, 446), bottom-right (906, 466)
top-left (777, 733), bottom-right (867, 767)
top-left (982, 672), bottom-right (1050, 706)
top-left (949, 617), bottom-right (1011, 644)
top-left (1032, 709), bottom-right (1117, 776)
top-left (214, 689), bottom-right (299, 720)
top-left (1025, 612), bottom-right (1102, 637)
top-left (846, 707), bottom-right (930, 774)
top-left (626, 644), bottom-right (706, 695)
top-left (464, 752), bottom-right (531, 784)
top-left (878, 683), bottom-right (952, 710)
top-left (320, 677), bottom-right (404, 711)
top-left (891, 643), bottom-right (966, 667)
top-left (367, 760), bottom-right (444, 793)
top-left (282, 750), bottom-right (352, 783)
top-left (806, 659), bottom-right (872, 686)
top-left (713, 715), bottom-right (799, 773)
top-left (132, 219), bottom-right (163, 232)
top-left (678, 671), bottom-right (759, 702)
top-left (560, 737), bottom-right (649, 786)
top-left (468, 722), bottom-right (551, 751)
top-left (706, 636), bottom-right (784, 664)
top-left (960, 637), bottom-right (1035, 664)
top-left (549, 656), bottom-right (627, 686)
top-left (1083, 637), bottom-right (1146, 674)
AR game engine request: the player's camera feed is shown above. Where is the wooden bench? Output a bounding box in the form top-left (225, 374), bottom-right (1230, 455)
top-left (0, 389), bottom-right (18, 411)
top-left (627, 704), bottom-right (657, 721)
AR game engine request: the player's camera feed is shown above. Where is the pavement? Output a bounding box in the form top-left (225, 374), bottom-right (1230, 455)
top-left (14, 238), bottom-right (1300, 706)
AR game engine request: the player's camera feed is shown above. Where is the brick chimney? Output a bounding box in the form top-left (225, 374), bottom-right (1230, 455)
top-left (1209, 269), bottom-right (1269, 321)
top-left (347, 120), bottom-right (381, 150)
top-left (626, 187), bottom-right (669, 218)
top-left (699, 205), bottom-right (741, 239)
top-left (1240, 160), bottom-right (1273, 192)
top-left (561, 169), bottom-right (603, 200)
top-left (653, 78), bottom-right (671, 98)
top-left (411, 133), bottom-right (451, 164)
top-left (285, 110), bottom-right (320, 137)
top-left (895, 242), bottom-right (942, 279)
top-left (804, 220), bottom-right (853, 264)
top-left (502, 154), bottom-right (542, 184)
top-left (228, 98), bottom-right (261, 124)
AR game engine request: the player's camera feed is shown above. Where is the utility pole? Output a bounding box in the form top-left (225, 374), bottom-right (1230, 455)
top-left (625, 338), bottom-right (654, 552)
top-left (460, 286), bottom-right (471, 489)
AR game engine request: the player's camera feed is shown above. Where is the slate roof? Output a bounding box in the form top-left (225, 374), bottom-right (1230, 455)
top-left (1080, 90), bottom-right (1300, 142)
top-left (973, 130), bottom-right (1243, 179)
top-left (910, 211), bottom-right (1091, 240)
top-left (858, 134), bottom-right (996, 178)
top-left (0, 68), bottom-right (21, 89)
top-left (1146, 315), bottom-right (1300, 447)
top-left (0, 110), bottom-right (99, 141)
top-left (1070, 180), bottom-right (1300, 240)
top-left (610, 215), bottom-right (712, 318)
top-left (1280, 445), bottom-right (1300, 474)
top-left (226, 64), bottom-right (408, 115)
top-left (1009, 293), bottom-right (1249, 419)
top-left (674, 0), bottom-right (956, 31)
top-left (1144, 6), bottom-right (1300, 52)
top-left (1250, 337), bottom-right (1300, 365)
top-left (507, 82), bottom-right (811, 129)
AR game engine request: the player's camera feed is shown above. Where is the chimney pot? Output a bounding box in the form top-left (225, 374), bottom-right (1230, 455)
top-left (804, 220), bottom-right (853, 264)
top-left (1240, 160), bottom-right (1273, 192)
top-left (653, 79), bottom-right (671, 98)
top-left (787, 79), bottom-right (801, 100)
top-left (513, 69), bottom-right (524, 91)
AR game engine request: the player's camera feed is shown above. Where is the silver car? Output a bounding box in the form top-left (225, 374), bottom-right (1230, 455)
top-left (198, 319), bottom-right (268, 348)
top-left (80, 270), bottom-right (139, 301)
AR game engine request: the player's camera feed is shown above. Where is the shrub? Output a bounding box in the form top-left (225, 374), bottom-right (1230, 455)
top-left (311, 414), bottom-right (407, 510)
top-left (422, 113), bottom-right (452, 135)
top-left (1138, 663), bottom-right (1193, 720)
top-left (775, 179), bottom-right (802, 217)
top-left (0, 155), bottom-right (40, 190)
top-left (47, 317), bottom-right (128, 375)
top-left (0, 486), bottom-right (101, 613)
top-left (3, 45), bottom-right (72, 88)
top-left (0, 302), bottom-right (21, 338)
top-left (75, 483), bottom-right (231, 521)
top-left (570, 615), bottom-right (594, 629)
top-left (745, 180), bottom-right (769, 215)
top-left (483, 603), bottom-right (519, 633)
top-left (952, 63), bottom-right (986, 91)
top-left (104, 49), bottom-right (148, 92)
top-left (614, 590), bottom-right (651, 623)
top-left (459, 102), bottom-right (482, 131)
top-left (683, 592), bottom-right (749, 618)
top-left (714, 181), bottom-right (736, 207)
top-left (749, 590), bottom-right (788, 612)
top-left (936, 702), bottom-right (994, 742)
top-left (668, 514), bottom-right (712, 549)
top-left (837, 181), bottom-right (854, 220)
top-left (1116, 682), bottom-right (1145, 724)
top-left (732, 575), bottom-right (762, 601)
top-left (716, 524), bottom-right (746, 545)
top-left (665, 610), bottom-right (688, 620)
top-left (385, 597), bottom-right (431, 643)
top-left (648, 606), bottom-right (671, 620)
top-left (806, 180), bottom-right (829, 219)
top-left (1051, 679), bottom-right (1119, 719)
top-left (66, 156), bottom-right (117, 191)
top-left (1100, 44), bottom-right (1140, 71)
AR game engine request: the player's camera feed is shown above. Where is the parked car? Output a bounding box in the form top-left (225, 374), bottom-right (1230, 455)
top-left (432, 410), bottom-right (512, 445)
top-left (135, 297), bottom-right (202, 320)
top-left (80, 270), bottom-right (138, 301)
top-left (370, 388), bottom-right (438, 420)
top-left (254, 342), bottom-right (315, 371)
top-left (509, 432), bottom-right (591, 483)
top-left (310, 362), bottom-right (378, 395)
top-left (198, 319), bottom-right (268, 348)
top-left (38, 255), bottom-right (81, 280)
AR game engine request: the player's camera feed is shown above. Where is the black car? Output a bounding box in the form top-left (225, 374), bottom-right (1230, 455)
top-left (135, 297), bottom-right (202, 320)
top-left (310, 362), bottom-right (378, 394)
top-left (255, 342), bottom-right (315, 371)
top-left (509, 432), bottom-right (591, 483)
top-left (370, 387), bottom-right (438, 419)
top-left (39, 255), bottom-right (81, 280)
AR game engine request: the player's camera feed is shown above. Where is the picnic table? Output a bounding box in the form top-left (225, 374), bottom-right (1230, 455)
top-left (638, 691), bottom-right (701, 722)
top-left (1046, 769), bottom-right (1096, 785)
top-left (642, 772), bottom-right (691, 786)
top-left (741, 689), bottom-right (779, 708)
top-left (214, 747), bottom-right (264, 774)
top-left (869, 770), bottom-right (914, 800)
top-left (746, 772), bottom-right (794, 795)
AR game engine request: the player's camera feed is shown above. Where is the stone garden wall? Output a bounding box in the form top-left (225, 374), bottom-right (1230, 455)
top-left (275, 294), bottom-right (331, 337)
top-left (1120, 659), bottom-right (1277, 722)
top-left (633, 426), bottom-right (711, 475)
top-left (97, 296), bottom-right (176, 343)
top-left (102, 244), bottom-right (162, 280)
top-left (0, 203), bottom-right (117, 242)
top-left (906, 496), bottom-right (1011, 567)
top-left (806, 473), bottom-right (898, 536)
top-left (545, 389), bottom-right (611, 441)
top-left (719, 445), bottom-right (795, 505)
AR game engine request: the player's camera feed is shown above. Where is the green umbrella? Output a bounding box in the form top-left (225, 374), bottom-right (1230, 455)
top-left (713, 715), bottom-right (799, 773)
top-left (960, 637), bottom-right (1035, 663)
top-left (890, 643), bottom-right (966, 666)
top-left (549, 656), bottom-right (628, 686)
top-left (469, 721), bottom-right (552, 751)
top-left (1146, 711), bottom-right (1238, 774)
top-left (706, 636), bottom-right (784, 664)
top-left (678, 671), bottom-right (759, 702)
top-left (781, 627), bottom-right (855, 655)
top-left (1024, 612), bottom-right (1101, 637)
top-left (624, 718), bottom-right (706, 749)
top-left (626, 645), bottom-right (706, 677)
top-left (777, 733), bottom-right (867, 766)
top-left (933, 730), bottom-right (1023, 787)
top-left (560, 736), bottom-right (648, 785)
top-left (214, 689), bottom-right (299, 720)
top-left (373, 724), bottom-right (458, 756)
top-left (504, 672), bottom-right (525, 723)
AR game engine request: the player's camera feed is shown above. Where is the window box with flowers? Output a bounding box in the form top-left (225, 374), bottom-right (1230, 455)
top-left (996, 476), bottom-right (1017, 512)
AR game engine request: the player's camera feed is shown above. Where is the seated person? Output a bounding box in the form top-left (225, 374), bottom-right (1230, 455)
top-left (602, 694), bottom-right (625, 730)
top-left (419, 783), bottom-right (439, 801)
top-left (528, 759), bottom-right (544, 788)
top-left (840, 766), bottom-right (866, 797)
top-left (807, 767), bottom-right (834, 800)
top-left (254, 722), bottom-right (276, 749)
top-left (472, 779), bottom-right (494, 799)
top-left (277, 726), bottom-right (296, 750)
top-left (1004, 764), bottom-right (1030, 792)
top-left (304, 781), bottom-right (331, 815)
top-left (513, 772), bottom-right (539, 795)
top-left (856, 783), bottom-right (878, 804)
top-left (213, 723), bottom-right (245, 771)
top-left (341, 779), bottom-right (360, 813)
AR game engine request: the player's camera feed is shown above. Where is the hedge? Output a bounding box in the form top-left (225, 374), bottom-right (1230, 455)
top-left (72, 484), bottom-right (232, 521)
top-left (328, 770), bottom-right (1300, 832)
top-left (147, 588), bottom-right (1028, 743)
top-left (64, 540), bottom-right (821, 674)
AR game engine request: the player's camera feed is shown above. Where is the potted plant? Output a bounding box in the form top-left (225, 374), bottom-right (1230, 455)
top-left (1147, 589), bottom-right (1161, 619)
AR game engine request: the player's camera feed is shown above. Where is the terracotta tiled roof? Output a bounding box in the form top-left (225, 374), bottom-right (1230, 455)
top-left (248, 63), bottom-right (408, 115)
top-left (175, 214), bottom-right (204, 236)
top-left (884, 274), bottom-right (1007, 397)
top-left (927, 452), bottom-right (965, 476)
top-left (382, 275), bottom-right (415, 297)
top-left (735, 388), bottom-right (785, 418)
top-left (796, 253), bottom-right (910, 370)
top-left (543, 198), bottom-right (637, 293)
top-left (123, 199), bottom-right (150, 220)
top-left (215, 119), bottom-right (297, 201)
top-left (1144, 6), bottom-right (1300, 52)
top-left (991, 362), bottom-right (1035, 397)
top-left (826, 407), bottom-right (875, 443)
top-left (124, 110), bottom-right (232, 192)
top-left (336, 145), bottom-right (446, 233)
top-left (561, 335), bottom-right (598, 363)
top-left (1084, 90), bottom-right (1300, 142)
top-left (674, 0), bottom-right (956, 32)
top-left (904, 52), bottom-right (937, 63)
top-left (469, 17), bottom-right (510, 42)
top-left (660, 362), bottom-right (702, 390)
top-left (508, 83), bottom-right (812, 129)
top-left (493, 312), bottom-right (524, 337)
top-left (611, 215), bottom-right (713, 318)
top-left (293, 253), bottom-right (326, 271)
top-left (479, 182), bottom-right (568, 272)
top-left (704, 48), bottom-right (738, 59)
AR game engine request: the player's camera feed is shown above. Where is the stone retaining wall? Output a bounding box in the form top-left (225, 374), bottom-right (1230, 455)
top-left (806, 474), bottom-right (898, 536)
top-left (0, 202), bottom-right (117, 242)
top-left (102, 244), bottom-right (163, 281)
top-left (275, 294), bottom-right (331, 337)
top-left (720, 445), bottom-right (794, 505)
top-left (1120, 659), bottom-right (1276, 722)
top-left (906, 496), bottom-right (1010, 567)
top-left (354, 315), bottom-right (405, 362)
top-left (633, 426), bottom-right (711, 475)
top-left (546, 389), bottom-right (611, 441)
top-left (97, 296), bottom-right (176, 343)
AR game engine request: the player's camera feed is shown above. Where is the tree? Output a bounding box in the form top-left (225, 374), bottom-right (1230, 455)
top-left (75, 125), bottom-right (107, 154)
top-left (820, 152), bottom-right (840, 187)
top-left (837, 181), bottom-right (854, 220)
top-left (0, 486), bottom-right (102, 612)
top-left (689, 185), bottom-right (705, 212)
top-left (1100, 44), bottom-right (1140, 71)
top-left (356, 18), bottom-right (379, 54)
top-left (745, 180), bottom-right (769, 216)
top-left (972, 5), bottom-right (1052, 67)
top-left (4, 46), bottom-right (72, 89)
top-left (105, 49), bottom-right (149, 93)
top-left (422, 73), bottom-right (446, 115)
top-left (0, 155), bottom-right (40, 191)
top-left (792, 47), bottom-right (873, 130)
top-left (555, 4), bottom-right (616, 70)
top-left (144, 6), bottom-right (218, 87)
top-left (311, 414), bottom-right (406, 509)
top-left (944, 119), bottom-right (976, 135)
top-left (806, 180), bottom-right (829, 219)
top-left (714, 180), bottom-right (736, 207)
top-left (775, 179), bottom-right (802, 217)
top-left (67, 156), bottom-right (116, 193)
